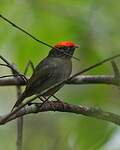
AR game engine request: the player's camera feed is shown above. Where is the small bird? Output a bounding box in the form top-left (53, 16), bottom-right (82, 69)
top-left (12, 41), bottom-right (79, 109)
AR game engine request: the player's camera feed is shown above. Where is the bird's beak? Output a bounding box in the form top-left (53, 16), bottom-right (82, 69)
top-left (74, 44), bottom-right (80, 48)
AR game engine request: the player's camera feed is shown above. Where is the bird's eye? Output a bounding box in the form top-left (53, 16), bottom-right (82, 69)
top-left (57, 46), bottom-right (67, 52)
top-left (63, 46), bottom-right (68, 50)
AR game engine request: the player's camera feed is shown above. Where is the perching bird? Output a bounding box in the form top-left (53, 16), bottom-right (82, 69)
top-left (12, 41), bottom-right (79, 109)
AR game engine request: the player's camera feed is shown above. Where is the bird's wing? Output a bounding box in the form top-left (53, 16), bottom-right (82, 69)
top-left (24, 59), bottom-right (56, 96)
top-left (12, 59), bottom-right (56, 110)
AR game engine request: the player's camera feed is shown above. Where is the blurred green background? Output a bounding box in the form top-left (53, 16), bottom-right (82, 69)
top-left (0, 0), bottom-right (120, 150)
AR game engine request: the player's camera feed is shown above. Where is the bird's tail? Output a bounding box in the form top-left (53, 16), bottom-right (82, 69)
top-left (11, 92), bottom-right (27, 111)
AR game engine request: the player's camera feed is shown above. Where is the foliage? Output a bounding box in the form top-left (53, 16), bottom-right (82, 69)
top-left (0, 0), bottom-right (120, 150)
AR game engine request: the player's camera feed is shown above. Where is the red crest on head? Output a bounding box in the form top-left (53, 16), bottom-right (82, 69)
top-left (54, 41), bottom-right (76, 48)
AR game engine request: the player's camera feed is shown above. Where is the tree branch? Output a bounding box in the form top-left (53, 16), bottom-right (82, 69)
top-left (12, 65), bottom-right (23, 150)
top-left (0, 56), bottom-right (119, 126)
top-left (0, 101), bottom-right (120, 126)
top-left (67, 75), bottom-right (117, 85)
top-left (0, 75), bottom-right (118, 86)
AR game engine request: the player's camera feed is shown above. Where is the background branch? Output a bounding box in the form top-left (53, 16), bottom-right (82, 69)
top-left (15, 85), bottom-right (23, 150)
top-left (0, 75), bottom-right (118, 86)
top-left (0, 56), bottom-right (120, 128)
top-left (12, 65), bottom-right (23, 150)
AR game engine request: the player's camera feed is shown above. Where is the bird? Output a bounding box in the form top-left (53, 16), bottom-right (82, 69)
top-left (12, 41), bottom-right (79, 109)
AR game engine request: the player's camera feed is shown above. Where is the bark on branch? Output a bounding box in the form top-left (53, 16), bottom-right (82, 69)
top-left (0, 57), bottom-right (120, 126)
top-left (0, 101), bottom-right (120, 126)
top-left (0, 75), bottom-right (118, 86)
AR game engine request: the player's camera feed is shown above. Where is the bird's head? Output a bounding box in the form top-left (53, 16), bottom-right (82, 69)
top-left (48, 41), bottom-right (79, 59)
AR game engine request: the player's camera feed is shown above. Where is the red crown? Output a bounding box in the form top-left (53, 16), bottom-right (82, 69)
top-left (54, 41), bottom-right (77, 48)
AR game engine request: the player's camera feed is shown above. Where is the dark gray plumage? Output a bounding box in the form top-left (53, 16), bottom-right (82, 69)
top-left (12, 41), bottom-right (79, 109)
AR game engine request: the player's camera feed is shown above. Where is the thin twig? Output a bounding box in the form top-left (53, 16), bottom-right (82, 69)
top-left (69, 54), bottom-right (120, 81)
top-left (24, 60), bottom-right (35, 75)
top-left (0, 75), bottom-right (17, 79)
top-left (0, 55), bottom-right (20, 75)
top-left (0, 14), bottom-right (80, 61)
top-left (0, 55), bottom-right (27, 81)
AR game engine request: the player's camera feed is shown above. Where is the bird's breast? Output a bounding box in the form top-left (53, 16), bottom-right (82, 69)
top-left (52, 57), bottom-right (72, 80)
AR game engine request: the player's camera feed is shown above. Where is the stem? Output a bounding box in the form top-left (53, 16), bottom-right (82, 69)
top-left (12, 65), bottom-right (23, 150)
